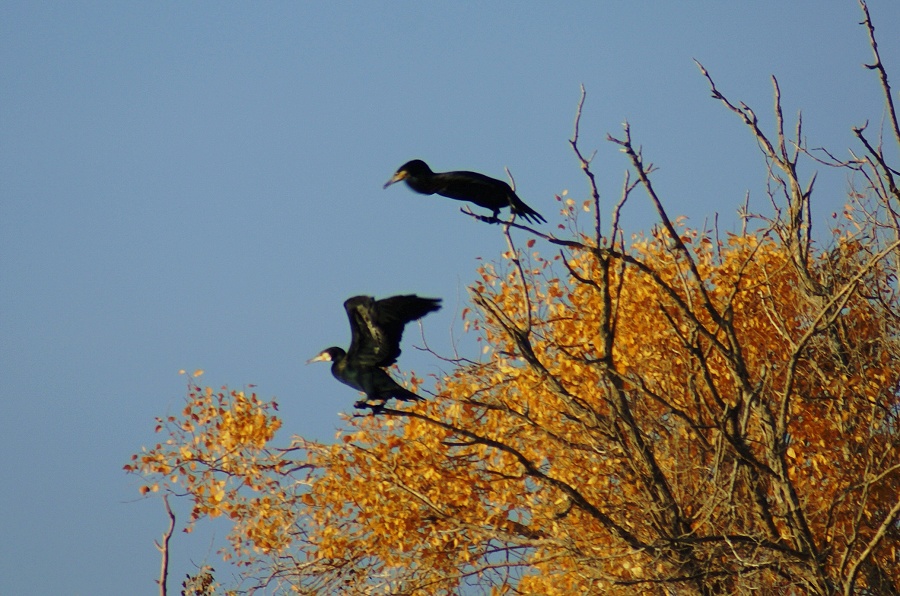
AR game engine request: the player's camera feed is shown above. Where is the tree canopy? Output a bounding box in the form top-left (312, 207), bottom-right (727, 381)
top-left (127, 5), bottom-right (900, 594)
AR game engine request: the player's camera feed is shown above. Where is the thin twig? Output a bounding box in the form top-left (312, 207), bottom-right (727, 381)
top-left (843, 492), bottom-right (900, 596)
top-left (569, 84), bottom-right (603, 244)
top-left (155, 494), bottom-right (176, 596)
top-left (859, 0), bottom-right (900, 148)
top-left (502, 222), bottom-right (534, 330)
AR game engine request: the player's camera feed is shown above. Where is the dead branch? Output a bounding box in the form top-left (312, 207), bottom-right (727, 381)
top-left (155, 494), bottom-right (176, 596)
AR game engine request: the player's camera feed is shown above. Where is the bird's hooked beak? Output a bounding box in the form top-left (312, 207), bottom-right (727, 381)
top-left (306, 351), bottom-right (332, 364)
top-left (383, 170), bottom-right (407, 189)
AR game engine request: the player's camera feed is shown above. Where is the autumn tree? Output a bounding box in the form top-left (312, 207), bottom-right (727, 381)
top-left (127, 5), bottom-right (900, 594)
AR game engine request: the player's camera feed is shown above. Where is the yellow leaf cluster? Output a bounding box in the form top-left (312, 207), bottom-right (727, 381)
top-left (127, 207), bottom-right (900, 594)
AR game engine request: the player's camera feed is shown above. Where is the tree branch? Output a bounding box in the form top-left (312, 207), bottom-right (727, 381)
top-left (155, 494), bottom-right (176, 596)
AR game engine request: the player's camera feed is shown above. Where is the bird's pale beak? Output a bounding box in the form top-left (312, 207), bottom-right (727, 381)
top-left (306, 352), bottom-right (331, 364)
top-left (383, 171), bottom-right (406, 189)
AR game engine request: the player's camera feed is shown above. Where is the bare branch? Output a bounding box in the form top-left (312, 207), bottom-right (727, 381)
top-left (843, 493), bottom-right (900, 596)
top-left (569, 84), bottom-right (604, 245)
top-left (155, 494), bottom-right (176, 596)
top-left (859, 0), bottom-right (900, 148)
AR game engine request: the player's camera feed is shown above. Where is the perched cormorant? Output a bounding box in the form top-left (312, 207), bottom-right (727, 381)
top-left (384, 159), bottom-right (546, 224)
top-left (308, 294), bottom-right (441, 411)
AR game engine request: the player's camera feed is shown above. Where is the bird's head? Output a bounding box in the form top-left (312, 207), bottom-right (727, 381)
top-left (383, 159), bottom-right (431, 189)
top-left (307, 347), bottom-right (345, 364)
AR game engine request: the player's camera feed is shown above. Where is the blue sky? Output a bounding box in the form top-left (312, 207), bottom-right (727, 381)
top-left (2, 2), bottom-right (898, 594)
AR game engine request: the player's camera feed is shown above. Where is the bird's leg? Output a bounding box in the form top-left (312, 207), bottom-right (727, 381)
top-left (460, 206), bottom-right (501, 225)
top-left (354, 398), bottom-right (386, 415)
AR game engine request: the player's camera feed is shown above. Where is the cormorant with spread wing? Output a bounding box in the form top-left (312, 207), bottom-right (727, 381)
top-left (308, 294), bottom-right (441, 412)
top-left (384, 159), bottom-right (546, 224)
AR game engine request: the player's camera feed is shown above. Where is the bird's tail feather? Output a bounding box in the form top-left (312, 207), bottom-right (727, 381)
top-left (391, 386), bottom-right (425, 402)
top-left (509, 193), bottom-right (546, 224)
top-left (513, 203), bottom-right (546, 224)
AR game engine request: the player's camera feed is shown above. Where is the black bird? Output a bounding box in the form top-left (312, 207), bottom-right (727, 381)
top-left (384, 159), bottom-right (546, 224)
top-left (308, 294), bottom-right (441, 411)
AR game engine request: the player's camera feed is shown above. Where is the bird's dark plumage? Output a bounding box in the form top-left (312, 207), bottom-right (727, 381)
top-left (308, 294), bottom-right (441, 412)
top-left (384, 159), bottom-right (546, 224)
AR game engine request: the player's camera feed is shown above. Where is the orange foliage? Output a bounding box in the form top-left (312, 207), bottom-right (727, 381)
top-left (127, 211), bottom-right (900, 594)
top-left (128, 18), bottom-right (900, 589)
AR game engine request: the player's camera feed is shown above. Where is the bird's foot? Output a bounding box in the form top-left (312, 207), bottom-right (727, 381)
top-left (459, 207), bottom-right (501, 225)
top-left (354, 399), bottom-right (386, 415)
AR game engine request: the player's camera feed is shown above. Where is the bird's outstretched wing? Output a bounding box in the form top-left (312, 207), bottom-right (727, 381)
top-left (344, 295), bottom-right (441, 368)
